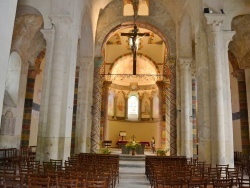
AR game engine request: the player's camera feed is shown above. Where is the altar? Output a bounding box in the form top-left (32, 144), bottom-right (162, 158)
top-left (116, 141), bottom-right (150, 155)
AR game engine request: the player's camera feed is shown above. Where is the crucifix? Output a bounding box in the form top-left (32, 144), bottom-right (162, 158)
top-left (121, 0), bottom-right (150, 75)
top-left (131, 135), bottom-right (136, 141)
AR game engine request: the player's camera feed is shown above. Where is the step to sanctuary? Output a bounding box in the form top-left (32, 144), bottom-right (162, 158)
top-left (117, 154), bottom-right (151, 188)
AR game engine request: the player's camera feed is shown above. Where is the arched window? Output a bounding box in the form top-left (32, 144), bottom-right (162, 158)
top-left (127, 95), bottom-right (139, 120)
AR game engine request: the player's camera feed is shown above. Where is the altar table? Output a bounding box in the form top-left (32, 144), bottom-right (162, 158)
top-left (116, 141), bottom-right (150, 155)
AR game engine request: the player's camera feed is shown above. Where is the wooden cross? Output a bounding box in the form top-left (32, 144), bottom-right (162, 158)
top-left (131, 135), bottom-right (136, 141)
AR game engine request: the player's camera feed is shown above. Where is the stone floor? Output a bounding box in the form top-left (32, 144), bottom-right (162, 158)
top-left (110, 148), bottom-right (155, 188)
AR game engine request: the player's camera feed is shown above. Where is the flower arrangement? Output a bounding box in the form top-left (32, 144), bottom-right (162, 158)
top-left (99, 148), bottom-right (111, 154)
top-left (157, 148), bottom-right (170, 156)
top-left (125, 141), bottom-right (141, 150)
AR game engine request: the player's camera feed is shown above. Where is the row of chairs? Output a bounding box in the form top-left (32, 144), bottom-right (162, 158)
top-left (2, 175), bottom-right (107, 188)
top-left (0, 146), bottom-right (36, 167)
top-left (0, 153), bottom-right (119, 188)
top-left (146, 156), bottom-right (250, 187)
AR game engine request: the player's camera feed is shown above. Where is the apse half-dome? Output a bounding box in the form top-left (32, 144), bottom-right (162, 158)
top-left (110, 53), bottom-right (158, 86)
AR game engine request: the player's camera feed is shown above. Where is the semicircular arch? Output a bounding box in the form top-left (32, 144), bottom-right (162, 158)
top-left (95, 0), bottom-right (176, 58)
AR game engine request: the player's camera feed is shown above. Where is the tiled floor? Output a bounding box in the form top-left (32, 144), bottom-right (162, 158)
top-left (110, 148), bottom-right (154, 188)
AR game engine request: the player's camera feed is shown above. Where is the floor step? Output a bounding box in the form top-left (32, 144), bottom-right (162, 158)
top-left (119, 155), bottom-right (145, 161)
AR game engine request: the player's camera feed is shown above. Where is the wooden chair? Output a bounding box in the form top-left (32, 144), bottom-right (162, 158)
top-left (85, 179), bottom-right (107, 188)
top-left (238, 177), bottom-right (250, 188)
top-left (216, 164), bottom-right (229, 178)
top-left (212, 178), bottom-right (233, 188)
top-left (2, 174), bottom-right (24, 188)
top-left (28, 175), bottom-right (50, 188)
top-left (204, 167), bottom-right (221, 185)
top-left (50, 159), bottom-right (63, 170)
top-left (19, 165), bottom-right (35, 185)
top-left (227, 167), bottom-right (241, 186)
top-left (163, 177), bottom-right (185, 188)
top-left (43, 161), bottom-right (56, 174)
top-left (188, 177), bottom-right (208, 188)
top-left (56, 177), bottom-right (78, 188)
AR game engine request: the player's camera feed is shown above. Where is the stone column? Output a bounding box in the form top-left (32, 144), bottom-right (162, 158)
top-left (205, 14), bottom-right (226, 165)
top-left (102, 81), bottom-right (112, 140)
top-left (179, 58), bottom-right (193, 158)
top-left (156, 81), bottom-right (165, 149)
top-left (114, 95), bottom-right (117, 120)
top-left (138, 95), bottom-right (142, 121)
top-left (37, 15), bottom-right (78, 161)
top-left (0, 1), bottom-right (17, 123)
top-left (36, 27), bottom-right (55, 161)
top-left (75, 57), bottom-right (92, 154)
top-left (166, 58), bottom-right (177, 156)
top-left (91, 57), bottom-right (103, 153)
top-left (191, 68), bottom-right (198, 157)
top-left (124, 95), bottom-right (128, 119)
top-left (196, 29), bottom-right (211, 163)
top-left (246, 69), bottom-right (250, 142)
top-left (21, 70), bottom-right (38, 147)
top-left (149, 96), bottom-right (153, 121)
top-left (222, 31), bottom-right (235, 166)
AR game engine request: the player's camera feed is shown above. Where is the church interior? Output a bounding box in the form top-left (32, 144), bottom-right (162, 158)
top-left (1, 0), bottom-right (250, 187)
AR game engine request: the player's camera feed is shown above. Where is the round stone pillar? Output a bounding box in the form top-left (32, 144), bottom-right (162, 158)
top-left (102, 81), bottom-right (112, 141)
top-left (179, 58), bottom-right (193, 158)
top-left (205, 14), bottom-right (226, 165)
top-left (75, 57), bottom-right (92, 154)
top-left (37, 15), bottom-right (79, 162)
top-left (91, 57), bottom-right (103, 153)
top-left (222, 31), bottom-right (235, 166)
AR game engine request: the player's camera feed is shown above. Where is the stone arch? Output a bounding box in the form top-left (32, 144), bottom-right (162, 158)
top-left (94, 0), bottom-right (177, 154)
top-left (229, 14), bottom-right (250, 69)
top-left (95, 0), bottom-right (176, 57)
top-left (12, 5), bottom-right (45, 63)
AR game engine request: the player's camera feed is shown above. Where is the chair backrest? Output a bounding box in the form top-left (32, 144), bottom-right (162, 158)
top-left (85, 179), bottom-right (107, 188)
top-left (3, 174), bottom-right (24, 188)
top-left (28, 175), bottom-right (50, 188)
top-left (50, 159), bottom-right (63, 168)
top-left (188, 177), bottom-right (208, 188)
top-left (56, 177), bottom-right (78, 188)
top-left (213, 178), bottom-right (233, 188)
top-left (238, 177), bottom-right (250, 188)
top-left (43, 161), bottom-right (56, 173)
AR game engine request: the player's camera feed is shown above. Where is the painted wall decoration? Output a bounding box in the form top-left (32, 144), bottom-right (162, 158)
top-left (116, 92), bottom-right (125, 117)
top-left (152, 95), bottom-right (159, 118)
top-left (108, 92), bottom-right (115, 116)
top-left (0, 109), bottom-right (16, 135)
top-left (141, 93), bottom-right (151, 119)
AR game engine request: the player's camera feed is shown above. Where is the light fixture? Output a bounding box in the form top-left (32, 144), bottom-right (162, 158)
top-left (204, 8), bottom-right (213, 13)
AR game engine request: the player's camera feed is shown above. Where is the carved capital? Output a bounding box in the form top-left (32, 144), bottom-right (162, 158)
top-left (166, 57), bottom-right (176, 66)
top-left (179, 58), bottom-right (192, 70)
top-left (205, 14), bottom-right (225, 32)
top-left (94, 56), bottom-right (104, 68)
top-left (191, 67), bottom-right (196, 78)
top-left (196, 66), bottom-right (208, 78)
top-left (232, 69), bottom-right (245, 81)
top-left (41, 27), bottom-right (55, 43)
top-left (222, 31), bottom-right (236, 48)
